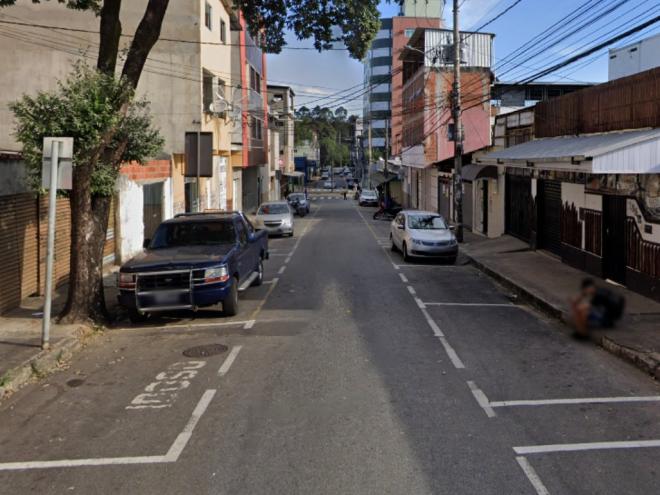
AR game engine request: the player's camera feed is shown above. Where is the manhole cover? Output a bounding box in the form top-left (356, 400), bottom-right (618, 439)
top-left (182, 344), bottom-right (228, 358)
top-left (66, 378), bottom-right (85, 388)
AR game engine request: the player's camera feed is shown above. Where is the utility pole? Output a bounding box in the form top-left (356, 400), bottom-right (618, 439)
top-left (452, 0), bottom-right (464, 242)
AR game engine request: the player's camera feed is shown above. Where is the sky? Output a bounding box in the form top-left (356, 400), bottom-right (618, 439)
top-left (266, 0), bottom-right (660, 115)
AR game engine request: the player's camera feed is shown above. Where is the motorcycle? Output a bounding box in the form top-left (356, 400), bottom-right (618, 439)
top-left (373, 205), bottom-right (402, 220)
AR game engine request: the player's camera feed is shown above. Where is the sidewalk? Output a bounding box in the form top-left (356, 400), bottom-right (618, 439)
top-left (0, 268), bottom-right (119, 399)
top-left (461, 232), bottom-right (660, 380)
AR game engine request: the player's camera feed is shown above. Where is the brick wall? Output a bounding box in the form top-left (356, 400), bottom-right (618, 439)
top-left (120, 160), bottom-right (170, 181)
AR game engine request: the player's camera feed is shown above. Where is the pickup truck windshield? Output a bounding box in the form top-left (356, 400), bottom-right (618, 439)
top-left (150, 220), bottom-right (236, 248)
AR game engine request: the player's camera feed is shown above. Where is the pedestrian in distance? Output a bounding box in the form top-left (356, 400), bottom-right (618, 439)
top-left (570, 278), bottom-right (625, 339)
top-left (343, 190), bottom-right (347, 200)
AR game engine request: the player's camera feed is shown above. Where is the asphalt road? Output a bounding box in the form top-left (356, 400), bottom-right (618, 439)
top-left (1, 199), bottom-right (659, 494)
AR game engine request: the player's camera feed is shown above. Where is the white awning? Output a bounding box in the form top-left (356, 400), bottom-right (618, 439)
top-left (401, 145), bottom-right (428, 169)
top-left (477, 128), bottom-right (660, 174)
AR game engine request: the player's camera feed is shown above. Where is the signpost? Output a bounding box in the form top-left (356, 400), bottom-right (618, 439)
top-left (41, 137), bottom-right (73, 350)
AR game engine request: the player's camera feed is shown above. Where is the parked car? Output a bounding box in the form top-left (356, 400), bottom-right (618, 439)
top-left (117, 212), bottom-right (268, 322)
top-left (346, 178), bottom-right (354, 188)
top-left (254, 201), bottom-right (295, 237)
top-left (320, 171), bottom-right (329, 180)
top-left (287, 192), bottom-right (310, 215)
top-left (390, 211), bottom-right (458, 263)
top-left (358, 189), bottom-right (379, 206)
top-left (323, 180), bottom-right (335, 189)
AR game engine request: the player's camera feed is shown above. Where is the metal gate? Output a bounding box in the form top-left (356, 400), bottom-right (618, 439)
top-left (463, 182), bottom-right (473, 230)
top-left (505, 174), bottom-right (532, 242)
top-left (603, 195), bottom-right (627, 284)
top-left (143, 182), bottom-right (163, 240)
top-left (537, 179), bottom-right (562, 256)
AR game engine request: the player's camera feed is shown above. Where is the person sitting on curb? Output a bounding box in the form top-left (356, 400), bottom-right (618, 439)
top-left (570, 278), bottom-right (625, 339)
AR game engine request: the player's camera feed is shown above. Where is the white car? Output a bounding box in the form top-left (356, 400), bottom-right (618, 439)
top-left (358, 190), bottom-right (379, 206)
top-left (390, 210), bottom-right (458, 263)
top-left (323, 180), bottom-right (335, 189)
top-left (254, 201), bottom-right (295, 237)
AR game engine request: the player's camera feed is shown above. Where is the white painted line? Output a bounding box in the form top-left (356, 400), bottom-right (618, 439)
top-left (218, 346), bottom-right (243, 376)
top-left (399, 273), bottom-right (409, 283)
top-left (467, 381), bottom-right (496, 418)
top-left (392, 263), bottom-right (400, 271)
top-left (414, 297), bottom-right (426, 309)
top-left (262, 279), bottom-right (276, 285)
top-left (423, 302), bottom-right (516, 307)
top-left (420, 307), bottom-right (443, 336)
top-left (516, 457), bottom-right (550, 495)
top-left (407, 285), bottom-right (416, 296)
top-left (269, 253), bottom-right (289, 256)
top-left (285, 257), bottom-right (291, 264)
top-left (0, 455), bottom-right (167, 471)
top-left (278, 266), bottom-right (286, 275)
top-left (514, 439), bottom-right (660, 455)
top-left (165, 389), bottom-right (217, 462)
top-left (243, 320), bottom-right (255, 329)
top-left (438, 336), bottom-right (465, 369)
top-left (491, 396), bottom-right (660, 408)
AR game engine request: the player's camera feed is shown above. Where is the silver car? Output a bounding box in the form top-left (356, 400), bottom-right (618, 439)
top-left (390, 210), bottom-right (458, 263)
top-left (254, 201), bottom-right (295, 237)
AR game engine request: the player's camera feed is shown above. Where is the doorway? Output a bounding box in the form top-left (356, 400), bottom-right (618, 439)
top-left (537, 179), bottom-right (562, 256)
top-left (602, 195), bottom-right (627, 284)
top-left (143, 182), bottom-right (163, 239)
top-left (480, 179), bottom-right (489, 235)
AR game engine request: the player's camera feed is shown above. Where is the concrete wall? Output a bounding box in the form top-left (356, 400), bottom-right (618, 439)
top-left (116, 175), bottom-right (144, 263)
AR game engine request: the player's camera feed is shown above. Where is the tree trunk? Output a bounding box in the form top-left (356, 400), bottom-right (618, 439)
top-left (97, 0), bottom-right (123, 76)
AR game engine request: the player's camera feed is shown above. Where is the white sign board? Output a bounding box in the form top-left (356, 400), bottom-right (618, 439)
top-left (42, 137), bottom-right (74, 190)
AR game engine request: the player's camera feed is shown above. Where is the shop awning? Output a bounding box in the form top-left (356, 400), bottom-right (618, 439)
top-left (477, 128), bottom-right (660, 173)
top-left (282, 171), bottom-right (305, 178)
top-left (461, 164), bottom-right (498, 182)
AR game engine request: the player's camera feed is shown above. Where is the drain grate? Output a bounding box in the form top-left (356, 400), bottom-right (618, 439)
top-left (182, 343), bottom-right (228, 358)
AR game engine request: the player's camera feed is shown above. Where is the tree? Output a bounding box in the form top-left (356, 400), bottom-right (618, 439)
top-left (334, 107), bottom-right (348, 122)
top-left (3, 0), bottom-right (380, 324)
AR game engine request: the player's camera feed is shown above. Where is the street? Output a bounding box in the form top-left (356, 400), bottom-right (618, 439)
top-left (1, 198), bottom-right (659, 494)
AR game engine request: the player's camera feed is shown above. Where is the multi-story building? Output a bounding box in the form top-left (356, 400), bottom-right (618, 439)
top-left (267, 85), bottom-right (295, 174)
top-left (362, 8), bottom-right (441, 158)
top-left (399, 28), bottom-right (494, 219)
top-left (0, 0), bottom-right (262, 313)
top-left (230, 10), bottom-right (269, 213)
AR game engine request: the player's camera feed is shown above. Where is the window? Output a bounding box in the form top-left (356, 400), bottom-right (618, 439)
top-left (250, 117), bottom-right (263, 140)
top-left (220, 18), bottom-right (226, 43)
top-left (203, 70), bottom-right (213, 111)
top-left (204, 2), bottom-right (212, 30)
top-left (249, 66), bottom-right (261, 93)
top-left (405, 28), bottom-right (415, 38)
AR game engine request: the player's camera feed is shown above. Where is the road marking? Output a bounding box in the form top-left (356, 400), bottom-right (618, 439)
top-left (285, 256), bottom-right (291, 264)
top-left (218, 346), bottom-right (242, 376)
top-left (420, 307), bottom-right (443, 336)
top-left (164, 389), bottom-right (216, 462)
top-left (415, 297), bottom-right (425, 309)
top-left (0, 389), bottom-right (218, 471)
top-left (467, 381), bottom-right (496, 418)
top-left (407, 285), bottom-right (416, 295)
top-left (399, 273), bottom-right (408, 283)
top-left (278, 266), bottom-right (286, 275)
top-left (438, 336), bottom-right (465, 369)
top-left (422, 302), bottom-right (517, 307)
top-left (262, 279), bottom-right (276, 285)
top-left (490, 396), bottom-right (660, 408)
top-left (514, 439), bottom-right (660, 455)
top-left (243, 320), bottom-right (255, 329)
top-left (394, 264), bottom-right (460, 269)
top-left (516, 457), bottom-right (550, 495)
top-left (126, 361), bottom-right (206, 410)
top-left (117, 320), bottom-right (251, 332)
top-left (248, 276), bottom-right (280, 323)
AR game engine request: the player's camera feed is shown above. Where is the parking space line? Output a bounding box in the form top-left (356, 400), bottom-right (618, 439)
top-left (285, 256), bottom-right (292, 264)
top-left (491, 396), bottom-right (660, 408)
top-left (438, 336), bottom-right (465, 369)
top-left (218, 346), bottom-right (242, 376)
top-left (262, 279), bottom-right (277, 285)
top-left (243, 320), bottom-right (255, 329)
top-left (407, 285), bottom-right (416, 295)
top-left (423, 302), bottom-right (517, 307)
top-left (467, 381), bottom-right (496, 417)
top-left (164, 389), bottom-right (217, 462)
top-left (278, 266), bottom-right (286, 275)
top-left (516, 457), bottom-right (550, 495)
top-left (399, 273), bottom-right (408, 283)
top-left (514, 439), bottom-right (660, 455)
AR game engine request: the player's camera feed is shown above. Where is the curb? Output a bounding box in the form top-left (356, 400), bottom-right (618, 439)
top-left (0, 326), bottom-right (92, 401)
top-left (464, 252), bottom-right (659, 381)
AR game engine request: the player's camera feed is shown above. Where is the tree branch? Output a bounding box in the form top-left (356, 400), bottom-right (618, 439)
top-left (97, 0), bottom-right (122, 75)
top-left (121, 0), bottom-right (169, 89)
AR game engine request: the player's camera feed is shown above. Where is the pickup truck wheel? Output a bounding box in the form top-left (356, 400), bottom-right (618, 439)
top-left (252, 260), bottom-right (264, 286)
top-left (128, 308), bottom-right (148, 324)
top-left (223, 277), bottom-right (239, 316)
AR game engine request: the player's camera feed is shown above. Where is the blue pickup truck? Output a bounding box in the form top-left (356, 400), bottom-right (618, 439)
top-left (117, 212), bottom-right (269, 323)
